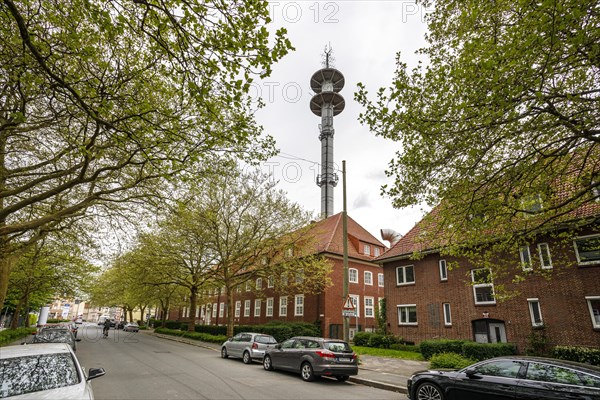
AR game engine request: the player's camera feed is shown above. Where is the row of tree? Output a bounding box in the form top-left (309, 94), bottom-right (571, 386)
top-left (88, 164), bottom-right (333, 337)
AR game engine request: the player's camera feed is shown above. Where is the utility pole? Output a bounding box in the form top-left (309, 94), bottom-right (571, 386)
top-left (342, 160), bottom-right (349, 342)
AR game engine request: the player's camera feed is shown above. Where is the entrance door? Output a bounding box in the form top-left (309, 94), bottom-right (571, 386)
top-left (489, 322), bottom-right (507, 343)
top-left (472, 319), bottom-right (507, 343)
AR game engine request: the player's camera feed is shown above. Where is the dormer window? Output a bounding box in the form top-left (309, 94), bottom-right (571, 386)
top-left (364, 244), bottom-right (371, 255)
top-left (374, 247), bottom-right (381, 257)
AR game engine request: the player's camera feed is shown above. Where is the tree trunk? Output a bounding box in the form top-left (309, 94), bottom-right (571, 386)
top-left (188, 287), bottom-right (197, 332)
top-left (139, 305), bottom-right (146, 325)
top-left (226, 287), bottom-right (235, 338)
top-left (0, 243), bottom-right (16, 312)
top-left (128, 308), bottom-right (133, 323)
top-left (10, 297), bottom-right (23, 329)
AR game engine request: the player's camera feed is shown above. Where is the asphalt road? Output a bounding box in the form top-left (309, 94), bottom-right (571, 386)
top-left (75, 324), bottom-right (404, 400)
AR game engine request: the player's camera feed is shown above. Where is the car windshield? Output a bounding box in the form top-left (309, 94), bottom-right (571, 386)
top-left (324, 341), bottom-right (352, 353)
top-left (255, 335), bottom-right (277, 344)
top-left (33, 331), bottom-right (73, 344)
top-left (0, 353), bottom-right (80, 398)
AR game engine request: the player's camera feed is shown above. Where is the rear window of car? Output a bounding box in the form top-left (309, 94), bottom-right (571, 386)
top-left (0, 353), bottom-right (80, 398)
top-left (33, 331), bottom-right (73, 344)
top-left (255, 335), bottom-right (277, 344)
top-left (324, 341), bottom-right (352, 353)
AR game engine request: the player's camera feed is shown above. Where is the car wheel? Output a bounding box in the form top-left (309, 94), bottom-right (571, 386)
top-left (336, 375), bottom-right (349, 382)
top-left (263, 355), bottom-right (274, 371)
top-left (221, 347), bottom-right (228, 359)
top-left (242, 351), bottom-right (252, 364)
top-left (415, 382), bottom-right (444, 400)
top-left (300, 362), bottom-right (315, 382)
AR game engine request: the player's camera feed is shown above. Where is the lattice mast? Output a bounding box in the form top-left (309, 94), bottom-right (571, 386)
top-left (310, 46), bottom-right (345, 217)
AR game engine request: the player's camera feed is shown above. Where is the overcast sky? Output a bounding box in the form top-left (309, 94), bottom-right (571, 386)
top-left (253, 1), bottom-right (432, 246)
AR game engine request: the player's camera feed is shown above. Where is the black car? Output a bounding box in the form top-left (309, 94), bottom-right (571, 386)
top-left (407, 356), bottom-right (600, 400)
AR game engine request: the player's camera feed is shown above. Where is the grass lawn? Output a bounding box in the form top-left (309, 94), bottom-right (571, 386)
top-left (352, 345), bottom-right (425, 361)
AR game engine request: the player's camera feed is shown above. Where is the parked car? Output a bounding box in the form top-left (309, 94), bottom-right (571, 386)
top-left (33, 326), bottom-right (80, 352)
top-left (262, 336), bottom-right (358, 382)
top-left (123, 322), bottom-right (139, 332)
top-left (221, 332), bottom-right (278, 364)
top-left (0, 343), bottom-right (105, 399)
top-left (116, 321), bottom-right (125, 329)
top-left (407, 356), bottom-right (600, 400)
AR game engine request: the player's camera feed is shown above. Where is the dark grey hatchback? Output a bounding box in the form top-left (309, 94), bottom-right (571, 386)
top-left (263, 336), bottom-right (358, 382)
top-left (407, 356), bottom-right (600, 400)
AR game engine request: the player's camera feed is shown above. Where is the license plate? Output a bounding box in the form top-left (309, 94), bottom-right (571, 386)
top-left (338, 358), bottom-right (351, 362)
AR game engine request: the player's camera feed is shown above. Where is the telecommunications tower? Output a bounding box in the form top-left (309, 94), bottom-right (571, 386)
top-left (310, 46), bottom-right (345, 218)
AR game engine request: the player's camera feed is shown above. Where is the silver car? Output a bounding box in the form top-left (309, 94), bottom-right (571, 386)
top-left (263, 336), bottom-right (358, 382)
top-left (221, 332), bottom-right (278, 364)
top-left (0, 343), bottom-right (105, 399)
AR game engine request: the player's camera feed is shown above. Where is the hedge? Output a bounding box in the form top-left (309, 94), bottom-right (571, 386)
top-left (420, 340), bottom-right (467, 360)
top-left (154, 328), bottom-right (227, 344)
top-left (0, 327), bottom-right (36, 347)
top-left (552, 346), bottom-right (600, 366)
top-left (353, 332), bottom-right (411, 349)
top-left (430, 352), bottom-right (477, 369)
top-left (461, 342), bottom-right (517, 361)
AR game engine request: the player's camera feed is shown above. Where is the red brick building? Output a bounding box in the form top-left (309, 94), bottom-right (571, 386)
top-left (169, 213), bottom-right (386, 339)
top-left (377, 210), bottom-right (600, 352)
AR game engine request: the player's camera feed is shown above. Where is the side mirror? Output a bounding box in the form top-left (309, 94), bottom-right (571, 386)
top-left (76, 338), bottom-right (82, 342)
top-left (465, 369), bottom-right (482, 379)
top-left (87, 368), bottom-right (106, 381)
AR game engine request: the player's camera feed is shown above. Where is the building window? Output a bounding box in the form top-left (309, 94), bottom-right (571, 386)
top-left (244, 300), bottom-right (251, 317)
top-left (349, 294), bottom-right (360, 317)
top-left (279, 296), bottom-right (288, 317)
top-left (218, 303), bottom-right (224, 318)
top-left (267, 275), bottom-right (274, 288)
top-left (254, 299), bottom-right (261, 317)
top-left (397, 304), bottom-right (417, 325)
top-left (349, 268), bottom-right (358, 283)
top-left (439, 259), bottom-right (448, 281)
top-left (286, 246), bottom-right (294, 258)
top-left (521, 193), bottom-right (543, 214)
top-left (281, 273), bottom-right (289, 287)
top-left (471, 268), bottom-right (496, 305)
top-left (256, 278), bottom-right (262, 290)
top-left (364, 244), bottom-right (371, 255)
top-left (245, 281), bottom-right (251, 292)
top-left (365, 297), bottom-right (374, 318)
top-left (364, 271), bottom-right (373, 285)
top-left (295, 295), bottom-right (304, 316)
top-left (234, 301), bottom-right (241, 318)
top-left (537, 243), bottom-right (552, 269)
top-left (378, 273), bottom-right (384, 287)
top-left (266, 298), bottom-right (274, 317)
top-left (201, 305), bottom-right (205, 318)
top-left (520, 246), bottom-right (532, 271)
top-left (443, 303), bottom-right (452, 326)
top-left (586, 296), bottom-right (600, 329)
top-left (574, 235), bottom-right (600, 265)
top-left (528, 298), bottom-right (543, 327)
top-left (212, 303), bottom-right (217, 318)
top-left (374, 247), bottom-right (381, 257)
top-left (396, 265), bottom-right (415, 285)
top-left (295, 269), bottom-right (304, 284)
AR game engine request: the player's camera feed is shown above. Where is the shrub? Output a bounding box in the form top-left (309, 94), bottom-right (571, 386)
top-left (46, 318), bottom-right (70, 324)
top-left (353, 332), bottom-right (370, 346)
top-left (195, 325), bottom-right (227, 336)
top-left (420, 339), bottom-right (466, 360)
top-left (461, 342), bottom-right (517, 361)
top-left (552, 346), bottom-right (600, 366)
top-left (163, 320), bottom-right (183, 330)
top-left (430, 353), bottom-right (476, 369)
top-left (0, 327), bottom-right (37, 346)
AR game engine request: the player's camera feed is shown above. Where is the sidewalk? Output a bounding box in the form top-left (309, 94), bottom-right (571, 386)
top-left (147, 331), bottom-right (429, 394)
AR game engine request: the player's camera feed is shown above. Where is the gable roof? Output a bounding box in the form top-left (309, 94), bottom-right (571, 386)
top-left (307, 213), bottom-right (385, 262)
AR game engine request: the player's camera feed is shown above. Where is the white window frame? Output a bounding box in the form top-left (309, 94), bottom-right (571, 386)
top-left (254, 299), bottom-right (261, 317)
top-left (374, 247), bottom-right (381, 257)
top-left (267, 275), bottom-right (274, 288)
top-left (234, 301), bottom-right (241, 318)
top-left (279, 296), bottom-right (288, 317)
top-left (574, 234), bottom-right (600, 265)
top-left (439, 259), bottom-right (448, 281)
top-left (396, 265), bottom-right (415, 286)
top-left (350, 294), bottom-right (360, 318)
top-left (537, 243), bottom-right (553, 269)
top-left (397, 304), bottom-right (417, 325)
top-left (471, 268), bottom-right (496, 305)
top-left (364, 244), bottom-right (371, 255)
top-left (349, 268), bottom-right (358, 283)
top-left (266, 297), bottom-right (274, 317)
top-left (527, 298), bottom-right (543, 327)
top-left (256, 278), bottom-right (262, 290)
top-left (219, 302), bottom-right (225, 318)
top-left (586, 296), bottom-right (600, 329)
top-left (378, 273), bottom-right (384, 287)
top-left (244, 300), bottom-right (251, 317)
top-left (294, 294), bottom-right (304, 316)
top-left (212, 303), bottom-right (217, 318)
top-left (364, 296), bottom-right (374, 318)
top-left (245, 281), bottom-right (251, 292)
top-left (520, 246), bottom-right (532, 271)
top-left (364, 271), bottom-right (373, 285)
top-left (443, 303), bottom-right (452, 326)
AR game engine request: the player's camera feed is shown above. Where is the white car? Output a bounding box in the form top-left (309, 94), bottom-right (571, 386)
top-left (0, 343), bottom-right (105, 399)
